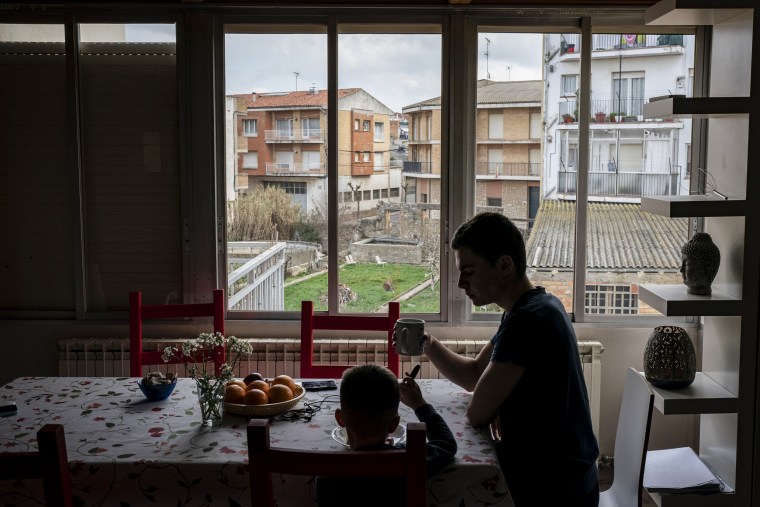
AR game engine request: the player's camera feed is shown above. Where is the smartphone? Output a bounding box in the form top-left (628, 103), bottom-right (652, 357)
top-left (0, 401), bottom-right (17, 417)
top-left (302, 380), bottom-right (338, 391)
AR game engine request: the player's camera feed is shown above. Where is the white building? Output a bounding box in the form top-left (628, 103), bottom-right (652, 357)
top-left (542, 33), bottom-right (694, 202)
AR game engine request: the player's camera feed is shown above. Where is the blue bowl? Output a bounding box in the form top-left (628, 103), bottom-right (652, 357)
top-left (138, 380), bottom-right (177, 401)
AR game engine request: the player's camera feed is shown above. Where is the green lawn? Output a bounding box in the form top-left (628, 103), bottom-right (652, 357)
top-left (284, 263), bottom-right (431, 312)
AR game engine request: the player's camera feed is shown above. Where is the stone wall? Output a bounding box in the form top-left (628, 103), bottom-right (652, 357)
top-left (350, 238), bottom-right (422, 264)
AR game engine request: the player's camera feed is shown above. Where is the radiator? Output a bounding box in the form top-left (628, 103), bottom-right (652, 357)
top-left (58, 338), bottom-right (603, 436)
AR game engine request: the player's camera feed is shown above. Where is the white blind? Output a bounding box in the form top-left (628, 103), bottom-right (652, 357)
top-left (0, 43), bottom-right (74, 311)
top-left (80, 44), bottom-right (181, 311)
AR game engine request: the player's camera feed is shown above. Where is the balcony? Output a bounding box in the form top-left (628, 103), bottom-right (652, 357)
top-left (264, 129), bottom-right (325, 143)
top-left (265, 162), bottom-right (326, 177)
top-left (558, 169), bottom-right (681, 198)
top-left (477, 162), bottom-right (540, 177)
top-left (559, 99), bottom-right (647, 122)
top-left (560, 33), bottom-right (684, 56)
top-left (403, 161), bottom-right (434, 174)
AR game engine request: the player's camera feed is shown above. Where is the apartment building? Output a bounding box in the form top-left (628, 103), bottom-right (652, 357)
top-left (228, 87), bottom-right (402, 215)
top-left (402, 79), bottom-right (542, 232)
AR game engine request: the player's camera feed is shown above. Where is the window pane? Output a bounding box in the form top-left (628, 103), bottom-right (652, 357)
top-left (341, 30), bottom-right (441, 314)
top-left (80, 24), bottom-right (180, 310)
top-left (224, 29), bottom-right (327, 312)
top-left (0, 24), bottom-right (73, 311)
top-left (474, 32), bottom-right (546, 314)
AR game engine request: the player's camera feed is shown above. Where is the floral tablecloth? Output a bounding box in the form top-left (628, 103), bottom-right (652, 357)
top-left (0, 377), bottom-right (511, 506)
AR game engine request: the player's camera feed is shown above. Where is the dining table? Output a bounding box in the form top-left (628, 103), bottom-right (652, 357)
top-left (0, 376), bottom-right (512, 506)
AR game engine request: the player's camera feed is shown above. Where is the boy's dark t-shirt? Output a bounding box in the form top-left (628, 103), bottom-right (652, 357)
top-left (491, 286), bottom-right (599, 505)
top-left (316, 403), bottom-right (456, 507)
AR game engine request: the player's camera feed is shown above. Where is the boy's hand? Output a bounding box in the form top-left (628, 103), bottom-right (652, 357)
top-left (400, 377), bottom-right (426, 411)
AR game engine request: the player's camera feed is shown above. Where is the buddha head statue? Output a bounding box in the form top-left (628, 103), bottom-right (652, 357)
top-left (680, 232), bottom-right (721, 295)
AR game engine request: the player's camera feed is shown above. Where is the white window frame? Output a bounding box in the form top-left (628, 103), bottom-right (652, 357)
top-left (243, 119), bottom-right (257, 136)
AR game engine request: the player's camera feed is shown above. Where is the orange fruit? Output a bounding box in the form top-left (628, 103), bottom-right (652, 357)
top-left (226, 380), bottom-right (247, 391)
top-left (247, 379), bottom-right (270, 394)
top-left (271, 375), bottom-right (297, 393)
top-left (268, 384), bottom-right (294, 403)
top-left (244, 389), bottom-right (269, 406)
top-left (225, 384), bottom-right (246, 404)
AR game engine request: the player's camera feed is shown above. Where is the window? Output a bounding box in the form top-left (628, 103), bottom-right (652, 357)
top-left (302, 117), bottom-right (320, 138)
top-left (342, 191), bottom-right (353, 202)
top-left (362, 120), bottom-right (370, 131)
top-left (374, 122), bottom-right (384, 141)
top-left (363, 190), bottom-right (371, 200)
top-left (363, 152), bottom-right (370, 162)
top-left (354, 151), bottom-right (360, 162)
top-left (243, 119), bottom-right (257, 136)
top-left (487, 197), bottom-right (502, 207)
top-left (585, 284), bottom-right (638, 315)
top-left (561, 74), bottom-right (578, 95)
top-left (242, 152), bottom-right (258, 169)
top-left (381, 188), bottom-right (388, 198)
top-left (390, 187), bottom-right (400, 198)
top-left (354, 119), bottom-right (360, 130)
top-left (373, 189), bottom-right (380, 199)
top-left (374, 151), bottom-right (384, 171)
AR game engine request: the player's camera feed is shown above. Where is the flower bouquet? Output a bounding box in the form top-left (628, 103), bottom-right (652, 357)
top-left (162, 332), bottom-right (252, 426)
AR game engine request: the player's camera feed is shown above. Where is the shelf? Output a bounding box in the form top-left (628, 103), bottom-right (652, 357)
top-left (641, 372), bottom-right (738, 415)
top-left (643, 97), bottom-right (750, 119)
top-left (639, 284), bottom-right (741, 316)
top-left (648, 490), bottom-right (735, 507)
top-left (641, 195), bottom-right (746, 217)
top-left (645, 0), bottom-right (753, 26)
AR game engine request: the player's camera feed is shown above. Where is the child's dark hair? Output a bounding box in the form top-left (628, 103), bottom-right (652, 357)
top-left (450, 212), bottom-right (527, 276)
top-left (340, 364), bottom-right (399, 432)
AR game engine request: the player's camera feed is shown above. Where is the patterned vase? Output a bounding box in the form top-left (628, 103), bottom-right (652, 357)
top-left (643, 326), bottom-right (696, 389)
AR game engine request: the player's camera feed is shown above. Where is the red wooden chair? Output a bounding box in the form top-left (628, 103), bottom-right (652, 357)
top-left (0, 424), bottom-right (73, 507)
top-left (300, 300), bottom-right (401, 378)
top-left (248, 419), bottom-right (426, 507)
top-left (129, 289), bottom-right (226, 378)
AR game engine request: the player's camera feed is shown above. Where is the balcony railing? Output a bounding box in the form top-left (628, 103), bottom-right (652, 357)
top-left (403, 161), bottom-right (434, 174)
top-left (558, 169), bottom-right (681, 197)
top-left (560, 34), bottom-right (684, 55)
top-left (265, 162), bottom-right (326, 176)
top-left (264, 129), bottom-right (325, 143)
top-left (559, 98), bottom-right (646, 120)
top-left (477, 162), bottom-right (540, 177)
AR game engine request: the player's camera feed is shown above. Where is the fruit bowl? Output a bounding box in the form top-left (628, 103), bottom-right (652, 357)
top-left (137, 378), bottom-right (177, 401)
top-left (224, 383), bottom-right (305, 417)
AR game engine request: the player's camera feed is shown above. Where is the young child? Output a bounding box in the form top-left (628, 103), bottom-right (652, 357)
top-left (316, 364), bottom-right (457, 506)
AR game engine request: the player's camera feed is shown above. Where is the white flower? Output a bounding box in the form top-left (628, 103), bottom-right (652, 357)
top-left (161, 332), bottom-right (251, 383)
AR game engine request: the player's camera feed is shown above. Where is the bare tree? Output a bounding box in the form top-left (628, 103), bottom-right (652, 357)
top-left (227, 186), bottom-right (301, 241)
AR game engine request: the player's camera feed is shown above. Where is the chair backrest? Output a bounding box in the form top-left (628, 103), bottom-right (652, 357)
top-left (602, 367), bottom-right (654, 507)
top-left (248, 419), bottom-right (426, 507)
top-left (300, 300), bottom-right (401, 378)
top-left (0, 424), bottom-right (73, 507)
top-left (375, 255), bottom-right (387, 265)
top-left (129, 289), bottom-right (226, 377)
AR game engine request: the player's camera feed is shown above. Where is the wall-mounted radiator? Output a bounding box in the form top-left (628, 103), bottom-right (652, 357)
top-left (58, 338), bottom-right (603, 436)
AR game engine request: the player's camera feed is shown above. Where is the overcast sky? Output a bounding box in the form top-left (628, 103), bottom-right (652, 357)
top-left (126, 25), bottom-right (542, 112)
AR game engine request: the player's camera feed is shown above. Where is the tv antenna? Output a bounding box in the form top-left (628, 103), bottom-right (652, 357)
top-left (507, 65), bottom-right (511, 81)
top-left (293, 71), bottom-right (300, 91)
top-left (484, 37), bottom-right (491, 79)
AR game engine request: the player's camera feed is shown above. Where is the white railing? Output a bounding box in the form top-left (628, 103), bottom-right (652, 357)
top-left (227, 242), bottom-right (287, 311)
top-left (264, 129), bottom-right (325, 142)
top-left (265, 162), bottom-right (326, 176)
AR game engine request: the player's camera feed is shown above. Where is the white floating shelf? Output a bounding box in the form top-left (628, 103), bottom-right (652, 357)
top-left (639, 284), bottom-right (741, 316)
top-left (644, 97), bottom-right (750, 119)
top-left (641, 195), bottom-right (746, 217)
top-left (648, 490), bottom-right (735, 507)
top-left (645, 0), bottom-right (753, 26)
top-left (641, 372), bottom-right (738, 415)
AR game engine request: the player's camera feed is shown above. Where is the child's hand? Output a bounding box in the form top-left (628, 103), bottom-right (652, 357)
top-left (400, 377), bottom-right (426, 411)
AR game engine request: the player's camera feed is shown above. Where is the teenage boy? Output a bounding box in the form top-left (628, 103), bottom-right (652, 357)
top-left (416, 212), bottom-right (599, 506)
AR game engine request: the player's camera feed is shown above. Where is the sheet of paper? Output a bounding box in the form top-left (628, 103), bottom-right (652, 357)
top-left (644, 447), bottom-right (724, 493)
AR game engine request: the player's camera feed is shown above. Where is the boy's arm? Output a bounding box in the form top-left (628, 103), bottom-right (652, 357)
top-left (415, 404), bottom-right (457, 477)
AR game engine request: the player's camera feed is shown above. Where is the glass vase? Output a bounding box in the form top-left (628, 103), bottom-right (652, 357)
top-left (195, 379), bottom-right (225, 427)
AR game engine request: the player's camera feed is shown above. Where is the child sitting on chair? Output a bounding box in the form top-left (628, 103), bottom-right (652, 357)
top-left (316, 364), bottom-right (457, 507)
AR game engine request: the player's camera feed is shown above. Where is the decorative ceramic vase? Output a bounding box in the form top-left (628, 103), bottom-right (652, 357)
top-left (680, 232), bottom-right (720, 295)
top-left (196, 379), bottom-right (225, 426)
top-left (643, 326), bottom-right (696, 389)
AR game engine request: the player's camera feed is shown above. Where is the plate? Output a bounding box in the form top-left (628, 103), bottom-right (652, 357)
top-left (331, 424), bottom-right (406, 448)
top-left (224, 383), bottom-right (305, 417)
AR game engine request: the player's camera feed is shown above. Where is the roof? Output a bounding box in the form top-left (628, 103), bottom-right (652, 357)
top-left (231, 88), bottom-right (361, 109)
top-left (403, 79), bottom-right (542, 110)
top-left (525, 199), bottom-right (689, 270)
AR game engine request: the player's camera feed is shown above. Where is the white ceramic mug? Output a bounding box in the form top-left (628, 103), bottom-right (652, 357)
top-left (394, 318), bottom-right (425, 356)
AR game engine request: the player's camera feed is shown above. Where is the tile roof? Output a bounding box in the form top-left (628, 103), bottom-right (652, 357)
top-left (403, 79), bottom-right (542, 110)
top-left (230, 88), bottom-right (361, 109)
top-left (525, 199), bottom-right (689, 270)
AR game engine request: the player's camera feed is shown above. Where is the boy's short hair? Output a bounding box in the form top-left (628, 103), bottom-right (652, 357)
top-left (340, 364), bottom-right (399, 434)
top-left (450, 212), bottom-right (527, 276)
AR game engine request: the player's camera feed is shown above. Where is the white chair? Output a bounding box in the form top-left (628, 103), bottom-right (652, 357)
top-left (345, 254), bottom-right (356, 265)
top-left (375, 255), bottom-right (387, 266)
top-left (599, 367), bottom-right (654, 507)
